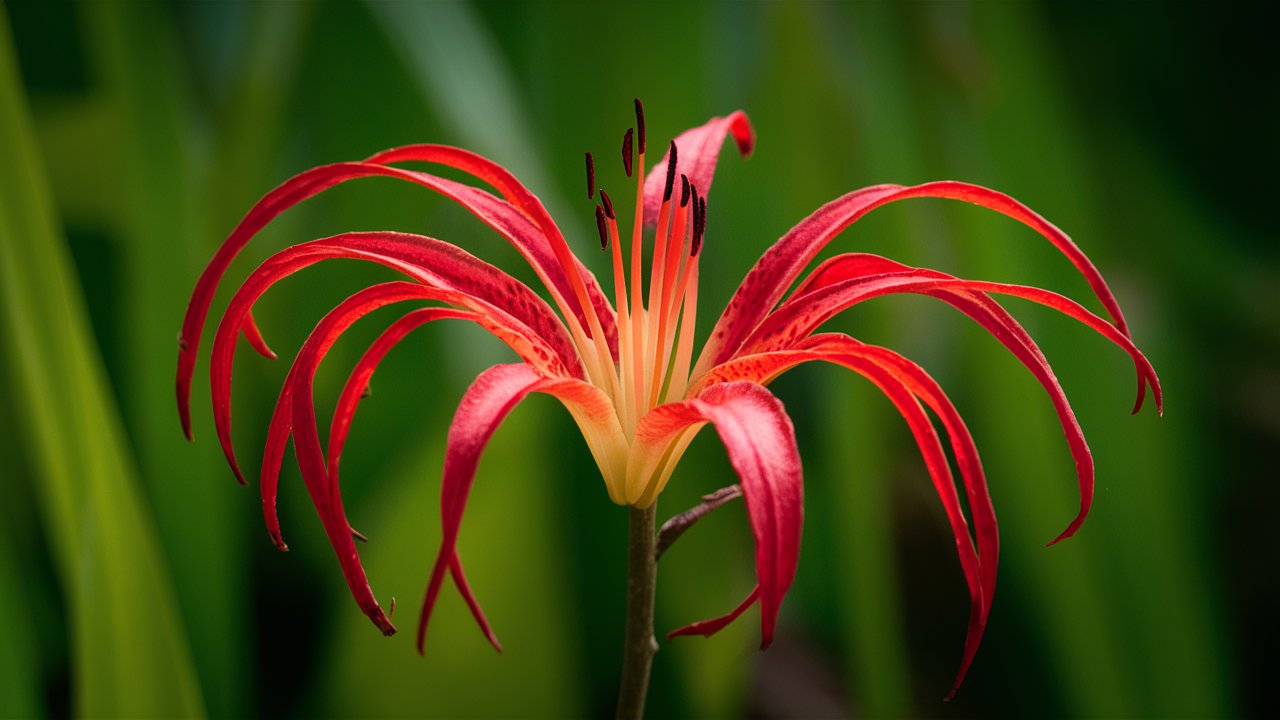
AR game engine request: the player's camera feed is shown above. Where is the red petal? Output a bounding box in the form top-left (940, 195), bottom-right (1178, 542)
top-left (641, 111), bottom-right (755, 226)
top-left (241, 311), bottom-right (276, 360)
top-left (668, 585), bottom-right (760, 639)
top-left (634, 382), bottom-right (802, 648)
top-left (741, 272), bottom-right (1162, 416)
top-left (306, 304), bottom-right (502, 650)
top-left (418, 364), bottom-right (618, 653)
top-left (287, 282), bottom-right (456, 635)
top-left (367, 144), bottom-right (617, 355)
top-left (698, 182), bottom-right (1135, 373)
top-left (260, 296), bottom-right (473, 554)
top-left (178, 155), bottom-right (612, 439)
top-left (789, 253), bottom-right (1104, 542)
top-left (212, 236), bottom-right (578, 493)
top-left (695, 342), bottom-right (994, 695)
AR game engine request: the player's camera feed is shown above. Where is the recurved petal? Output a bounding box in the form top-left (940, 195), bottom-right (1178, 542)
top-left (284, 282), bottom-right (455, 636)
top-left (418, 364), bottom-right (623, 653)
top-left (178, 155), bottom-right (613, 439)
top-left (631, 382), bottom-right (802, 648)
top-left (697, 182), bottom-right (1134, 374)
top-left (742, 272), bottom-right (1162, 416)
top-left (788, 253), bottom-right (1102, 542)
top-left (641, 111), bottom-right (754, 226)
top-left (668, 585), bottom-right (760, 640)
top-left (212, 236), bottom-right (578, 492)
top-left (694, 340), bottom-right (1000, 695)
top-left (366, 144), bottom-right (618, 355)
top-left (692, 347), bottom-right (989, 687)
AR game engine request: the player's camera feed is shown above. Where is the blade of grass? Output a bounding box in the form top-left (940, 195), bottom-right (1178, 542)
top-left (79, 4), bottom-right (241, 715)
top-left (79, 4), bottom-right (309, 715)
top-left (0, 9), bottom-right (204, 717)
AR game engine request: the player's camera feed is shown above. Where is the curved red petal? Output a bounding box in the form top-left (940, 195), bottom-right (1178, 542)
top-left (641, 111), bottom-right (755, 226)
top-left (695, 343), bottom-right (994, 694)
top-left (635, 382), bottom-right (802, 648)
top-left (789, 253), bottom-right (1102, 541)
top-left (698, 182), bottom-right (1134, 373)
top-left (742, 272), bottom-right (1162, 416)
top-left (366, 144), bottom-right (618, 356)
top-left (668, 586), bottom-right (760, 640)
top-left (418, 364), bottom-right (618, 653)
top-left (286, 282), bottom-right (453, 635)
top-left (695, 351), bottom-right (987, 666)
top-left (305, 304), bottom-right (502, 651)
top-left (241, 310), bottom-right (276, 360)
top-left (212, 236), bottom-right (577, 494)
top-left (177, 155), bottom-right (611, 439)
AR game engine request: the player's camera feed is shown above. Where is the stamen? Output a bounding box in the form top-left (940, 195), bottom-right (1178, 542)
top-left (595, 205), bottom-right (609, 250)
top-left (584, 152), bottom-right (595, 199)
top-left (600, 188), bottom-right (615, 219)
top-left (622, 129), bottom-right (634, 178)
top-left (649, 196), bottom-right (691, 405)
top-left (634, 99), bottom-right (647, 155)
top-left (680, 174), bottom-right (690, 207)
top-left (663, 141), bottom-right (678, 202)
top-left (692, 195), bottom-right (706, 255)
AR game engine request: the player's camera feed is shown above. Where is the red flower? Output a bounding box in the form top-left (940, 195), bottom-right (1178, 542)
top-left (177, 102), bottom-right (1160, 697)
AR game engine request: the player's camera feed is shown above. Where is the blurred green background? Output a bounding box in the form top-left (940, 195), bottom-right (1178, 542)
top-left (1, 1), bottom-right (1272, 717)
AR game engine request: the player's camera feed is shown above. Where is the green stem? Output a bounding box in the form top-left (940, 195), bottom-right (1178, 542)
top-left (616, 504), bottom-right (658, 719)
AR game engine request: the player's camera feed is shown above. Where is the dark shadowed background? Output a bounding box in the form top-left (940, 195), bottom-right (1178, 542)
top-left (1, 1), bottom-right (1273, 718)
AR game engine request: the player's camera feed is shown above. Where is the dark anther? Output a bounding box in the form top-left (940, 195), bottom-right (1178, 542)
top-left (595, 205), bottom-right (609, 250)
top-left (663, 141), bottom-right (678, 202)
top-left (600, 188), bottom-right (615, 219)
top-left (634, 98), bottom-right (647, 155)
top-left (622, 128), bottom-right (634, 178)
top-left (680, 174), bottom-right (690, 207)
top-left (585, 152), bottom-right (595, 199)
top-left (690, 187), bottom-right (705, 255)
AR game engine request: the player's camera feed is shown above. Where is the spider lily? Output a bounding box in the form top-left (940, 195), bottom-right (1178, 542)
top-left (177, 101), bottom-right (1160, 697)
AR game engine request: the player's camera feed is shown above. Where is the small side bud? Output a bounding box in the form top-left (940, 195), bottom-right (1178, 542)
top-left (600, 188), bottom-right (615, 219)
top-left (663, 141), bottom-right (678, 202)
top-left (634, 98), bottom-right (647, 155)
top-left (595, 205), bottom-right (609, 250)
top-left (584, 152), bottom-right (595, 199)
top-left (622, 129), bottom-right (634, 178)
top-left (679, 174), bottom-right (690, 207)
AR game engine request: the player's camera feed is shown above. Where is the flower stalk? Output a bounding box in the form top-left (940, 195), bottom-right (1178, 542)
top-left (617, 504), bottom-right (658, 720)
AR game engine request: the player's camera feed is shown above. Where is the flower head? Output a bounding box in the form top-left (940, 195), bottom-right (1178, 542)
top-left (177, 101), bottom-right (1160, 697)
